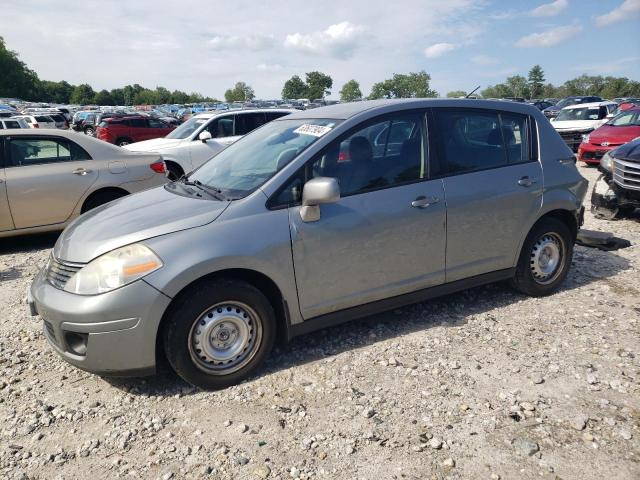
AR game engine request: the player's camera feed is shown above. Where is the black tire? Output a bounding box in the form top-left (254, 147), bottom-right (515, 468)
top-left (165, 162), bottom-right (184, 181)
top-left (162, 279), bottom-right (276, 390)
top-left (510, 217), bottom-right (573, 297)
top-left (84, 127), bottom-right (94, 136)
top-left (116, 137), bottom-right (132, 147)
top-left (81, 190), bottom-right (128, 213)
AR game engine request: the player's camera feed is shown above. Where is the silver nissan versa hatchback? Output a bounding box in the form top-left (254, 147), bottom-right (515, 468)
top-left (29, 99), bottom-right (588, 389)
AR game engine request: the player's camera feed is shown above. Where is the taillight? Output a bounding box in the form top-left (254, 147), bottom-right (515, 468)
top-left (33, 124), bottom-right (39, 128)
top-left (150, 161), bottom-right (166, 173)
top-left (338, 151), bottom-right (349, 162)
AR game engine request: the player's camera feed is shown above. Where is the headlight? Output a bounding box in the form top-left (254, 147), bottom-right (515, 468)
top-left (582, 134), bottom-right (590, 144)
top-left (64, 244), bottom-right (163, 295)
top-left (600, 151), bottom-right (613, 172)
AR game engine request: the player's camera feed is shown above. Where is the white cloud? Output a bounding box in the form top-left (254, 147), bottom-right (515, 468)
top-left (471, 54), bottom-right (498, 65)
top-left (209, 34), bottom-right (275, 51)
top-left (424, 42), bottom-right (457, 58)
top-left (515, 24), bottom-right (583, 48)
top-left (284, 21), bottom-right (367, 59)
top-left (595, 0), bottom-right (640, 26)
top-left (256, 63), bottom-right (283, 72)
top-left (530, 0), bottom-right (568, 17)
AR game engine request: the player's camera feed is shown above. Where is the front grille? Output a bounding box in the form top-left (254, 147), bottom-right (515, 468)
top-left (582, 150), bottom-right (606, 160)
top-left (43, 320), bottom-right (58, 346)
top-left (558, 131), bottom-right (586, 152)
top-left (46, 256), bottom-right (83, 290)
top-left (613, 158), bottom-right (640, 191)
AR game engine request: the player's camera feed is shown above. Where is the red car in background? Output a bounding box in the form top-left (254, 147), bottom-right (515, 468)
top-left (96, 115), bottom-right (175, 146)
top-left (578, 107), bottom-right (640, 164)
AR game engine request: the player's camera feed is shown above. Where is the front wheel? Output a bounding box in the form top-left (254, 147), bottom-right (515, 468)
top-left (511, 217), bottom-right (573, 296)
top-left (163, 279), bottom-right (276, 390)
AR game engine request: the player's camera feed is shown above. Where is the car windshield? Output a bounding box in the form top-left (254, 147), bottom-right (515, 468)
top-left (556, 98), bottom-right (585, 108)
top-left (607, 110), bottom-right (640, 127)
top-left (166, 117), bottom-right (208, 139)
top-left (556, 107), bottom-right (601, 121)
top-left (187, 118), bottom-right (340, 199)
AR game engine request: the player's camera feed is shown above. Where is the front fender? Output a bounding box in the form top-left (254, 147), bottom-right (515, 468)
top-left (142, 205), bottom-right (302, 325)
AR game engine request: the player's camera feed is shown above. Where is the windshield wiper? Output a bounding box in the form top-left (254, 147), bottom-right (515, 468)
top-left (180, 176), bottom-right (226, 200)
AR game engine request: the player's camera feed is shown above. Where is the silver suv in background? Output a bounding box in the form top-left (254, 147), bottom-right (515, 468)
top-left (29, 99), bottom-right (588, 389)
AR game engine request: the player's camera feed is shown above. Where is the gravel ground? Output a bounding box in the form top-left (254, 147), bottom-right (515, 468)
top-left (1, 164), bottom-right (638, 480)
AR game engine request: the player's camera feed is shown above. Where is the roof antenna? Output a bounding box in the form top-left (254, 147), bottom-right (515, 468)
top-left (465, 86), bottom-right (481, 98)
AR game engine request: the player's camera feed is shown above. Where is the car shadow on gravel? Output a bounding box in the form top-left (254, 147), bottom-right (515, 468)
top-left (0, 232), bottom-right (59, 254)
top-left (104, 246), bottom-right (631, 396)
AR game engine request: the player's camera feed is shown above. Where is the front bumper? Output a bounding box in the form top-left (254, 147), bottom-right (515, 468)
top-left (29, 268), bottom-right (172, 376)
top-left (578, 142), bottom-right (613, 165)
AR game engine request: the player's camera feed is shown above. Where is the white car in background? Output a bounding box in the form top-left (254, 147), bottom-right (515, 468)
top-left (124, 109), bottom-right (293, 179)
top-left (0, 118), bottom-right (29, 129)
top-left (12, 114), bottom-right (57, 129)
top-left (551, 101), bottom-right (617, 152)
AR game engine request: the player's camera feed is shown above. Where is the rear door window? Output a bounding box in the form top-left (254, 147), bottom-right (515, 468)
top-left (9, 138), bottom-right (72, 166)
top-left (431, 109), bottom-right (533, 176)
top-left (129, 118), bottom-right (148, 128)
top-left (235, 113), bottom-right (266, 135)
top-left (4, 121), bottom-right (21, 129)
top-left (206, 115), bottom-right (235, 138)
top-left (265, 111), bottom-right (291, 121)
top-left (148, 118), bottom-right (167, 128)
top-left (8, 138), bottom-right (91, 166)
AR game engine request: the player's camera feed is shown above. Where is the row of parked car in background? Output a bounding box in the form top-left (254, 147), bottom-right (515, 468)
top-left (1, 95), bottom-right (639, 225)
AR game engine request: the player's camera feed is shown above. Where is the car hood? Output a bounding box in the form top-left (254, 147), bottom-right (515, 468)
top-left (124, 137), bottom-right (185, 152)
top-left (553, 120), bottom-right (602, 131)
top-left (54, 186), bottom-right (230, 263)
top-left (589, 125), bottom-right (640, 146)
top-left (613, 138), bottom-right (640, 162)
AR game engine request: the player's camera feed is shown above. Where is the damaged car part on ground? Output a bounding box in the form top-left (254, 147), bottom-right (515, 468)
top-left (591, 137), bottom-right (640, 220)
top-left (29, 99), bottom-right (588, 390)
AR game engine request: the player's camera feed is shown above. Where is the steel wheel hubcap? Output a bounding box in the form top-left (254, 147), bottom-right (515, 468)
top-left (530, 233), bottom-right (564, 284)
top-left (189, 302), bottom-right (262, 375)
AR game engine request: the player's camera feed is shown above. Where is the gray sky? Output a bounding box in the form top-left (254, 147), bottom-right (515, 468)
top-left (3, 0), bottom-right (639, 99)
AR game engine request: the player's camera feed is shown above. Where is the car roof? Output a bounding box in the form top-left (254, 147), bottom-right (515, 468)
top-left (193, 108), bottom-right (295, 120)
top-left (563, 101), bottom-right (617, 110)
top-left (281, 98), bottom-right (542, 121)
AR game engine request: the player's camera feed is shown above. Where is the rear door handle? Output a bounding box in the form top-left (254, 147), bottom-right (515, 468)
top-left (411, 196), bottom-right (439, 208)
top-left (517, 176), bottom-right (537, 187)
top-left (72, 168), bottom-right (91, 176)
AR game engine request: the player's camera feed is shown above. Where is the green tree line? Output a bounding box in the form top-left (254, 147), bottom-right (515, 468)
top-left (477, 65), bottom-right (640, 100)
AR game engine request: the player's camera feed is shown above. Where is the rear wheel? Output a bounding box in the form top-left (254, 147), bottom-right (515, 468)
top-left (84, 126), bottom-right (94, 136)
top-left (81, 189), bottom-right (128, 213)
top-left (511, 217), bottom-right (573, 296)
top-left (163, 279), bottom-right (276, 390)
top-left (116, 137), bottom-right (132, 147)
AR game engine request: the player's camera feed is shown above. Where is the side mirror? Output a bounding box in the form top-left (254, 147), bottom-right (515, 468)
top-left (199, 130), bottom-right (212, 143)
top-left (300, 177), bottom-right (340, 222)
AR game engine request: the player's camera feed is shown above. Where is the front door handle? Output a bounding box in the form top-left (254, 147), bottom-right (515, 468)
top-left (411, 196), bottom-right (439, 208)
top-left (72, 168), bottom-right (91, 176)
top-left (517, 176), bottom-right (537, 187)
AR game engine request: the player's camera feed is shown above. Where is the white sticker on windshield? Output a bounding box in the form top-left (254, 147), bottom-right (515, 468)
top-left (294, 124), bottom-right (333, 137)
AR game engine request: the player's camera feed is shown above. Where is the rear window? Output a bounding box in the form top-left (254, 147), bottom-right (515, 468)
top-left (35, 116), bottom-right (52, 122)
top-left (4, 120), bottom-right (21, 129)
top-left (98, 121), bottom-right (109, 128)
